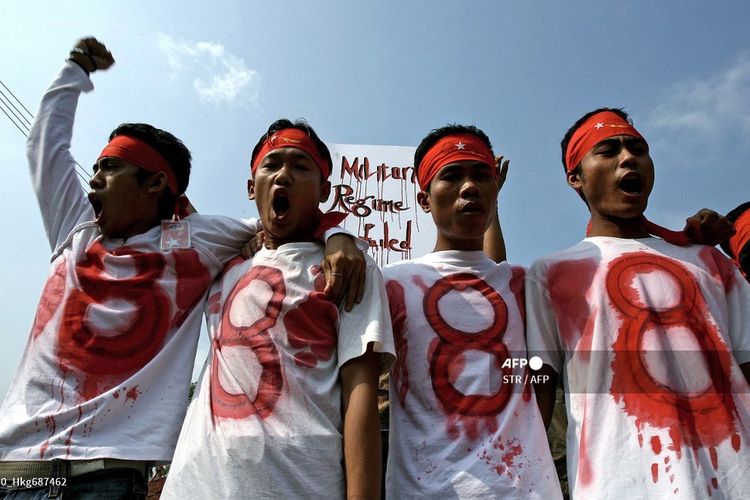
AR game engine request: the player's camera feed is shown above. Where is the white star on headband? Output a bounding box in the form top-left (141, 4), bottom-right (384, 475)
top-left (594, 122), bottom-right (604, 129)
top-left (455, 142), bottom-right (466, 150)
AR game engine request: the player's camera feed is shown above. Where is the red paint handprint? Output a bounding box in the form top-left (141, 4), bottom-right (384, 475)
top-left (285, 266), bottom-right (338, 368)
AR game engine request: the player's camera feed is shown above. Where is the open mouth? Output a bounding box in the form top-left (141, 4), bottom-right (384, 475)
top-left (271, 191), bottom-right (291, 219)
top-left (618, 174), bottom-right (644, 195)
top-left (88, 192), bottom-right (103, 219)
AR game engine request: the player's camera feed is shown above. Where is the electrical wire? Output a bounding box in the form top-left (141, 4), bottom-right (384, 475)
top-left (0, 79), bottom-right (91, 188)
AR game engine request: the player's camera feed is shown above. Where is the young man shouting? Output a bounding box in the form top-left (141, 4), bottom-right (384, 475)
top-left (0, 39), bottom-right (362, 498)
top-left (162, 120), bottom-right (395, 499)
top-left (526, 108), bottom-right (750, 499)
top-left (383, 125), bottom-right (561, 499)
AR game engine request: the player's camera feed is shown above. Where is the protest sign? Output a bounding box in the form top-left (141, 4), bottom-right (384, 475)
top-left (326, 144), bottom-right (435, 265)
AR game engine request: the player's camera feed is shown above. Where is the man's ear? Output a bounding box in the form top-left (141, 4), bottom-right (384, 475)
top-left (416, 190), bottom-right (431, 213)
top-left (247, 178), bottom-right (255, 200)
top-left (566, 170), bottom-right (582, 191)
top-left (145, 172), bottom-right (168, 195)
top-left (319, 180), bottom-right (331, 204)
top-left (566, 169), bottom-right (589, 204)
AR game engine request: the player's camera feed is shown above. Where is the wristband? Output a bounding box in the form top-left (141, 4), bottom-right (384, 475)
top-left (69, 47), bottom-right (97, 72)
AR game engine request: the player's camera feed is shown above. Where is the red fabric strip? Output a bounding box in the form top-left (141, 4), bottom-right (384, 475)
top-left (417, 133), bottom-right (495, 190)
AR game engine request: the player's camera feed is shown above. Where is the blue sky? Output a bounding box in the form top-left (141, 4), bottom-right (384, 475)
top-left (1, 1), bottom-right (749, 396)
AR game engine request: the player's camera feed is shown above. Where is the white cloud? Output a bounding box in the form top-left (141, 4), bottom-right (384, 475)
top-left (649, 55), bottom-right (750, 145)
top-left (157, 33), bottom-right (259, 106)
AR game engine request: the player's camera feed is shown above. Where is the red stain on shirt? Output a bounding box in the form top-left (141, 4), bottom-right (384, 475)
top-left (698, 246), bottom-right (737, 295)
top-left (57, 243), bottom-right (172, 401)
top-left (171, 249), bottom-right (211, 327)
top-left (501, 441), bottom-right (523, 469)
top-left (386, 279), bottom-right (409, 405)
top-left (125, 385), bottom-right (140, 402)
top-left (223, 256), bottom-right (245, 274)
top-left (210, 265), bottom-right (285, 420)
top-left (577, 407), bottom-right (594, 487)
top-left (39, 415), bottom-right (58, 459)
top-left (207, 292), bottom-right (222, 316)
top-left (709, 446), bottom-right (719, 470)
top-left (651, 436), bottom-right (662, 454)
top-left (31, 260), bottom-right (67, 339)
top-left (547, 258), bottom-right (598, 348)
top-left (424, 273), bottom-right (512, 440)
top-left (285, 266), bottom-right (339, 368)
top-left (477, 435), bottom-right (519, 477)
top-left (509, 265), bottom-right (526, 325)
top-left (607, 252), bottom-right (741, 485)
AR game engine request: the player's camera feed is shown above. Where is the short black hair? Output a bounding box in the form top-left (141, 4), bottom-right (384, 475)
top-left (720, 201), bottom-right (750, 257)
top-left (250, 119), bottom-right (332, 176)
top-left (109, 123), bottom-right (192, 219)
top-left (413, 124), bottom-right (494, 190)
top-left (560, 107), bottom-right (631, 173)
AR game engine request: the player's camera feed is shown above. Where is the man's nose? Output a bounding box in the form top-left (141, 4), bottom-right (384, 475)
top-left (618, 146), bottom-right (638, 168)
top-left (89, 170), bottom-right (104, 189)
top-left (274, 164), bottom-right (293, 185)
top-left (459, 177), bottom-right (481, 197)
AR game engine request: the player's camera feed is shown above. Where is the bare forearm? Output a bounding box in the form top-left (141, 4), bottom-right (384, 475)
top-left (341, 351), bottom-right (381, 500)
top-left (483, 209), bottom-right (506, 263)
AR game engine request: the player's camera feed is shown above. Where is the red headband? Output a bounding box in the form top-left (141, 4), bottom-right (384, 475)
top-left (728, 209), bottom-right (750, 265)
top-left (98, 135), bottom-right (178, 194)
top-left (251, 128), bottom-right (331, 179)
top-left (417, 133), bottom-right (496, 190)
top-left (565, 111), bottom-right (646, 173)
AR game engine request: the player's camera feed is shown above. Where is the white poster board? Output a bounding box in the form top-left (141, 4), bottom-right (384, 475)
top-left (325, 144), bottom-right (435, 265)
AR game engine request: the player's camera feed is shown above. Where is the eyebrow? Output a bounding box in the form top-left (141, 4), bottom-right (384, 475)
top-left (623, 136), bottom-right (648, 146)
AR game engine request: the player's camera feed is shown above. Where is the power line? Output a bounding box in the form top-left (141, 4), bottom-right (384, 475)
top-left (0, 90), bottom-right (29, 134)
top-left (0, 80), bottom-right (91, 188)
top-left (0, 80), bottom-right (34, 122)
top-left (0, 103), bottom-right (28, 136)
top-left (0, 85), bottom-right (32, 129)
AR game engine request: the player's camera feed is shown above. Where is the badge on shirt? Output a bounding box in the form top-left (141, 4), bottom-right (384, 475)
top-left (161, 220), bottom-right (191, 250)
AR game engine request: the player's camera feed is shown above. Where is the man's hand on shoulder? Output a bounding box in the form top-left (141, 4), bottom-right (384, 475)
top-left (323, 234), bottom-right (366, 312)
top-left (68, 37), bottom-right (115, 75)
top-left (684, 208), bottom-right (735, 246)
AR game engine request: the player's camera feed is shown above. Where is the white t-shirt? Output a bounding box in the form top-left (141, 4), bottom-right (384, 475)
top-left (383, 251), bottom-right (561, 499)
top-left (0, 62), bottom-right (263, 461)
top-left (526, 237), bottom-right (750, 500)
top-left (162, 242), bottom-right (395, 499)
